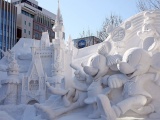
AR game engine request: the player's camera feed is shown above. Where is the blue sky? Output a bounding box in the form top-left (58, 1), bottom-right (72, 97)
top-left (15, 0), bottom-right (140, 40)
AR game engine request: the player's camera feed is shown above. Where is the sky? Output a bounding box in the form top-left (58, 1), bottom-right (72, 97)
top-left (12, 0), bottom-right (140, 40)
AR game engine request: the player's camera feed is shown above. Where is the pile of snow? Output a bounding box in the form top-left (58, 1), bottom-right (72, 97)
top-left (0, 111), bottom-right (15, 120)
top-left (0, 105), bottom-right (26, 120)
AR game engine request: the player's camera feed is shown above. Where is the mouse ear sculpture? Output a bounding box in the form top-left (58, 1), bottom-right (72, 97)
top-left (98, 41), bottom-right (122, 67)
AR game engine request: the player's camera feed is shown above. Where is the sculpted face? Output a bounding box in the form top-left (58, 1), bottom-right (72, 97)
top-left (117, 48), bottom-right (151, 78)
top-left (83, 54), bottom-right (109, 79)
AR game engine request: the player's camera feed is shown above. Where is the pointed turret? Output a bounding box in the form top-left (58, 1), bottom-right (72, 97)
top-left (0, 51), bottom-right (20, 105)
top-left (56, 0), bottom-right (63, 26)
top-left (52, 0), bottom-right (65, 40)
top-left (31, 39), bottom-right (36, 61)
top-left (4, 50), bottom-right (19, 77)
top-left (40, 30), bottom-right (50, 48)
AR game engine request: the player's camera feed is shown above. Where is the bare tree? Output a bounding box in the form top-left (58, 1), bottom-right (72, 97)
top-left (137, 0), bottom-right (160, 11)
top-left (97, 13), bottom-right (122, 40)
top-left (79, 29), bottom-right (93, 38)
top-left (79, 13), bottom-right (122, 41)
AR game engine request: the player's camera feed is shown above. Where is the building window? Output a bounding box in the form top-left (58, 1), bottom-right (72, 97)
top-left (22, 10), bottom-right (34, 18)
top-left (29, 31), bottom-right (30, 35)
top-left (41, 27), bottom-right (44, 32)
top-left (29, 23), bottom-right (31, 27)
top-left (35, 25), bottom-right (39, 30)
top-left (35, 33), bottom-right (39, 38)
top-left (24, 29), bottom-right (26, 33)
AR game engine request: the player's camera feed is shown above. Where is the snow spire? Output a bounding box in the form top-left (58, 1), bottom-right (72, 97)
top-left (56, 0), bottom-right (63, 26)
top-left (52, 0), bottom-right (65, 40)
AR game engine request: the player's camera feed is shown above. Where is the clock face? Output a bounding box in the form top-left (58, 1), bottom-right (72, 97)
top-left (111, 27), bottom-right (125, 42)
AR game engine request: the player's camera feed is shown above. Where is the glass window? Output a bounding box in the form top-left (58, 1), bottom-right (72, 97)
top-left (35, 33), bottom-right (39, 38)
top-left (21, 10), bottom-right (34, 18)
top-left (24, 29), bottom-right (26, 33)
top-left (29, 31), bottom-right (30, 35)
top-left (36, 25), bottom-right (39, 30)
top-left (24, 21), bottom-right (26, 25)
top-left (29, 23), bottom-right (31, 27)
top-left (41, 27), bottom-right (44, 32)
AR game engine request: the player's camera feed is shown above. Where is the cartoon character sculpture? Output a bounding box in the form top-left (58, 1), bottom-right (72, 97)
top-left (137, 11), bottom-right (160, 54)
top-left (35, 42), bottom-right (120, 119)
top-left (81, 42), bottom-right (120, 119)
top-left (82, 52), bottom-right (109, 118)
top-left (35, 63), bottom-right (89, 120)
top-left (97, 48), bottom-right (160, 120)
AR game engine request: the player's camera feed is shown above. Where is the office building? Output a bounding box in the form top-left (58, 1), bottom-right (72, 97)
top-left (0, 0), bottom-right (17, 58)
top-left (12, 0), bottom-right (56, 41)
top-left (73, 36), bottom-right (103, 49)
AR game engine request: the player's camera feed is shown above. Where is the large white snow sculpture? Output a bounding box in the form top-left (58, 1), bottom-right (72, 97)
top-left (1, 2), bottom-right (160, 120)
top-left (97, 48), bottom-right (159, 120)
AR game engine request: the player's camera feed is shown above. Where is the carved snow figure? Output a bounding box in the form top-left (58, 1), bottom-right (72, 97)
top-left (0, 51), bottom-right (20, 105)
top-left (0, 49), bottom-right (14, 62)
top-left (81, 42), bottom-right (119, 119)
top-left (82, 53), bottom-right (109, 119)
top-left (35, 63), bottom-right (89, 120)
top-left (137, 11), bottom-right (160, 54)
top-left (34, 42), bottom-right (119, 119)
top-left (97, 48), bottom-right (160, 120)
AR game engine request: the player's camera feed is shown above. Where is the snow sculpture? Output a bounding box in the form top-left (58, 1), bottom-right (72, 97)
top-left (35, 63), bottom-right (89, 119)
top-left (137, 11), bottom-right (160, 53)
top-left (35, 42), bottom-right (118, 120)
top-left (97, 48), bottom-right (160, 120)
top-left (1, 1), bottom-right (160, 120)
top-left (0, 0), bottom-right (72, 106)
top-left (82, 42), bottom-right (120, 119)
top-left (0, 49), bottom-right (15, 63)
top-left (0, 111), bottom-right (15, 120)
top-left (34, 41), bottom-right (121, 119)
top-left (0, 51), bottom-right (20, 105)
top-left (111, 27), bottom-right (125, 42)
top-left (124, 21), bottom-right (132, 30)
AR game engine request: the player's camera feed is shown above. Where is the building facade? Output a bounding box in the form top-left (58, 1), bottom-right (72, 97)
top-left (0, 0), bottom-right (17, 58)
top-left (73, 36), bottom-right (103, 49)
top-left (12, 0), bottom-right (56, 42)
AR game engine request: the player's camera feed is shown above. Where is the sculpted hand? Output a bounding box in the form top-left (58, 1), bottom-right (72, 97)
top-left (46, 81), bottom-right (50, 88)
top-left (70, 63), bottom-right (86, 81)
top-left (102, 75), bottom-right (110, 86)
top-left (108, 75), bottom-right (123, 88)
top-left (155, 73), bottom-right (160, 86)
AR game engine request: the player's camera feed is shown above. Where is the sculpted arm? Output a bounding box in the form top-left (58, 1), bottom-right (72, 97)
top-left (107, 74), bottom-right (127, 88)
top-left (70, 63), bottom-right (88, 92)
top-left (46, 82), bottom-right (68, 95)
top-left (144, 73), bottom-right (160, 86)
top-left (72, 81), bottom-right (88, 92)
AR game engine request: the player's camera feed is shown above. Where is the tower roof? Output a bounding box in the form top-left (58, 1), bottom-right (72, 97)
top-left (55, 0), bottom-right (63, 26)
top-left (40, 31), bottom-right (50, 47)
